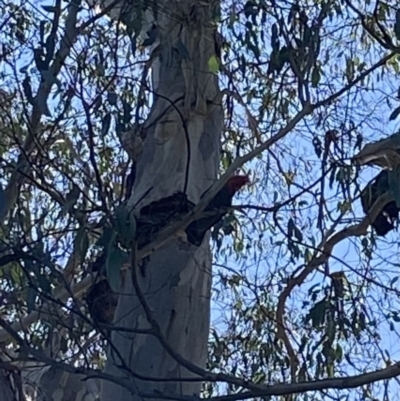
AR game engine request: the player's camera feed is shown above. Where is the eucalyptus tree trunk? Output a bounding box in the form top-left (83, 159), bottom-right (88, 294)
top-left (101, 1), bottom-right (222, 400)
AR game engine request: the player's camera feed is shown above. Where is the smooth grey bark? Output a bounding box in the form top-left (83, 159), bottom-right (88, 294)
top-left (22, 366), bottom-right (99, 401)
top-left (100, 1), bottom-right (222, 400)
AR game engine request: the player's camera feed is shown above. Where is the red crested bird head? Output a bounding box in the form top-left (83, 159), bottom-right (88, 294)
top-left (203, 175), bottom-right (250, 210)
top-left (226, 175), bottom-right (250, 195)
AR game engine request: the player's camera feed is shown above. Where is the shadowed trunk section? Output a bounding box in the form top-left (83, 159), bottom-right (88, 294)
top-left (0, 370), bottom-right (16, 401)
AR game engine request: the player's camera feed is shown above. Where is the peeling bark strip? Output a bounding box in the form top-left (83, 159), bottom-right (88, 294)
top-left (352, 133), bottom-right (400, 170)
top-left (98, 1), bottom-right (223, 400)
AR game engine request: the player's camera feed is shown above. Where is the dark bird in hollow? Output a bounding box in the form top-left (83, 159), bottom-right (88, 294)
top-left (185, 175), bottom-right (250, 246)
top-left (361, 170), bottom-right (399, 236)
top-left (85, 279), bottom-right (118, 325)
top-left (89, 176), bottom-right (250, 275)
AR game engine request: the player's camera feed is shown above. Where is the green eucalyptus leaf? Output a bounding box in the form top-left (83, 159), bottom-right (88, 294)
top-left (61, 184), bottom-right (80, 216)
top-left (0, 184), bottom-right (6, 218)
top-left (101, 113), bottom-right (112, 137)
top-left (395, 10), bottom-right (400, 41)
top-left (26, 286), bottom-right (37, 313)
top-left (42, 5), bottom-right (57, 12)
top-left (115, 204), bottom-right (129, 230)
top-left (105, 246), bottom-right (129, 292)
top-left (287, 218), bottom-right (295, 237)
top-left (107, 91), bottom-right (118, 106)
top-left (389, 106), bottom-right (400, 121)
top-left (37, 273), bottom-right (51, 294)
top-left (208, 55), bottom-right (220, 74)
top-left (97, 226), bottom-right (116, 248)
top-left (75, 227), bottom-right (89, 259)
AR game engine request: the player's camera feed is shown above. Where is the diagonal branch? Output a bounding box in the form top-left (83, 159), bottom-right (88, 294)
top-left (275, 192), bottom-right (393, 380)
top-left (2, 290), bottom-right (400, 400)
top-left (1, 0), bottom-right (82, 220)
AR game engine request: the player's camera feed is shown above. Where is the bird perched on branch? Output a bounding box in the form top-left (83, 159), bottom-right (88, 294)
top-left (185, 175), bottom-right (250, 246)
top-left (90, 176), bottom-right (250, 278)
top-left (361, 170), bottom-right (399, 236)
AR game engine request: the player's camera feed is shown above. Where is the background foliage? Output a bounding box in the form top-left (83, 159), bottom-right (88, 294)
top-left (1, 0), bottom-right (400, 399)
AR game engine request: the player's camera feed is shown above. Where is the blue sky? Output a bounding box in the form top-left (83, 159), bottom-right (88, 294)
top-left (3, 0), bottom-right (400, 398)
top-left (208, 2), bottom-right (400, 395)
